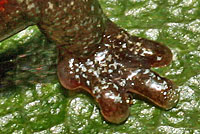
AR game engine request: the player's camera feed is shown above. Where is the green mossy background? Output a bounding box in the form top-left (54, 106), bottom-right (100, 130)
top-left (0, 0), bottom-right (200, 133)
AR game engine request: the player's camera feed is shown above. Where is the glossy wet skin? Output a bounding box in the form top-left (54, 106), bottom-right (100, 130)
top-left (0, 0), bottom-right (179, 124)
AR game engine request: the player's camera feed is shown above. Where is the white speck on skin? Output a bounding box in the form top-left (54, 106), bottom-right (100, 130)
top-left (146, 79), bottom-right (168, 91)
top-left (69, 59), bottom-right (74, 68)
top-left (48, 2), bottom-right (54, 10)
top-left (76, 68), bottom-right (79, 73)
top-left (82, 73), bottom-right (88, 78)
top-left (104, 43), bottom-right (110, 47)
top-left (75, 75), bottom-right (80, 79)
top-left (101, 79), bottom-right (106, 85)
top-left (108, 69), bottom-right (113, 74)
top-left (93, 86), bottom-right (101, 94)
top-left (95, 50), bottom-right (108, 64)
top-left (105, 91), bottom-right (122, 103)
top-left (70, 1), bottom-right (74, 6)
top-left (109, 62), bottom-right (119, 70)
top-left (86, 80), bottom-right (90, 86)
top-left (143, 69), bottom-right (150, 74)
top-left (113, 84), bottom-right (119, 90)
top-left (75, 64), bottom-right (79, 67)
top-left (127, 69), bottom-right (141, 80)
top-left (119, 79), bottom-right (126, 86)
top-left (130, 47), bottom-right (134, 51)
top-left (81, 66), bottom-right (87, 72)
top-left (163, 91), bottom-right (167, 96)
top-left (136, 42), bottom-right (142, 47)
top-left (93, 71), bottom-right (99, 77)
top-left (69, 71), bottom-right (73, 74)
top-left (64, 7), bottom-right (67, 12)
top-left (107, 54), bottom-right (112, 62)
top-left (122, 43), bottom-right (127, 48)
top-left (96, 94), bottom-right (101, 99)
top-left (88, 69), bottom-right (93, 73)
top-left (157, 56), bottom-right (162, 61)
top-left (85, 59), bottom-right (93, 66)
top-left (140, 48), bottom-right (153, 56)
top-left (102, 85), bottom-right (109, 89)
top-left (116, 34), bottom-right (123, 39)
top-left (128, 40), bottom-right (133, 44)
top-left (27, 3), bottom-right (35, 10)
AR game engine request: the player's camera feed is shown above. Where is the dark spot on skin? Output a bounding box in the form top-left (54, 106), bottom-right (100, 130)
top-left (0, 0), bottom-right (179, 124)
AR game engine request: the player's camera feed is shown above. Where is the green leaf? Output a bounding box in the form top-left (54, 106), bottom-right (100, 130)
top-left (0, 0), bottom-right (200, 133)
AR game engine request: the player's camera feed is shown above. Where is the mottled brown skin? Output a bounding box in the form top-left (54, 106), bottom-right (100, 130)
top-left (0, 0), bottom-right (179, 124)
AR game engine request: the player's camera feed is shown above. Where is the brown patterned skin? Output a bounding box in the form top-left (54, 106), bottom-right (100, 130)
top-left (0, 0), bottom-right (179, 124)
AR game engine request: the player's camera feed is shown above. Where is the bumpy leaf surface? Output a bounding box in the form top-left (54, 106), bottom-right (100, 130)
top-left (0, 0), bottom-right (200, 133)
